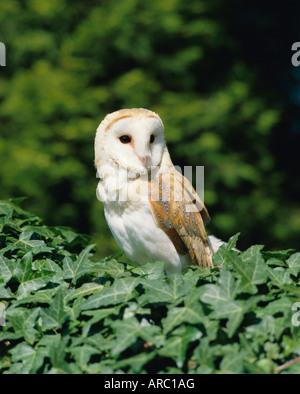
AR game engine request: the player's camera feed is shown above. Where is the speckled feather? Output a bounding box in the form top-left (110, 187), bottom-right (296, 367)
top-left (149, 170), bottom-right (213, 268)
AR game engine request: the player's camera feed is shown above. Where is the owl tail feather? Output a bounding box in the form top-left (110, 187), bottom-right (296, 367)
top-left (208, 235), bottom-right (225, 254)
top-left (208, 235), bottom-right (240, 255)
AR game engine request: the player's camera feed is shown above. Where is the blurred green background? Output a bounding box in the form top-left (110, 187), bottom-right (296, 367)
top-left (0, 0), bottom-right (299, 256)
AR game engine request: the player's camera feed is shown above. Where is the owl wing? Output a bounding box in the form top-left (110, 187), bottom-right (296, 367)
top-left (149, 169), bottom-right (213, 268)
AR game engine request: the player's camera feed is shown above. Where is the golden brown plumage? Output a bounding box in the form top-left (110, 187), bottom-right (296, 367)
top-left (149, 168), bottom-right (213, 268)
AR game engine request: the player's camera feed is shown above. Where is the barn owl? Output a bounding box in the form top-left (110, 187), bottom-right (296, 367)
top-left (94, 108), bottom-right (223, 275)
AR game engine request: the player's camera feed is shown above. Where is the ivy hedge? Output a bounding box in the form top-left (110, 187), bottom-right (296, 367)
top-left (0, 199), bottom-right (299, 374)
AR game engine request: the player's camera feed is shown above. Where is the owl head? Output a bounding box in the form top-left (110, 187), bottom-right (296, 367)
top-left (95, 108), bottom-right (166, 174)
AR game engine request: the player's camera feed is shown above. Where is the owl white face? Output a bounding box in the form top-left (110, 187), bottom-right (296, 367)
top-left (103, 115), bottom-right (165, 173)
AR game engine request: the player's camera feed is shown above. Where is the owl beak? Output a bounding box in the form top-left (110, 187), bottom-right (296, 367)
top-left (134, 137), bottom-right (152, 170)
top-left (139, 154), bottom-right (151, 168)
top-left (136, 151), bottom-right (151, 169)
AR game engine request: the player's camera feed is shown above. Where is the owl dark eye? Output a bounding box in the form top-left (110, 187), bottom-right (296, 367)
top-left (119, 135), bottom-right (131, 144)
top-left (150, 134), bottom-right (155, 143)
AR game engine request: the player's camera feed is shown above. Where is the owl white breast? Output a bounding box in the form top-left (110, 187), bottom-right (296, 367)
top-left (94, 108), bottom-right (214, 275)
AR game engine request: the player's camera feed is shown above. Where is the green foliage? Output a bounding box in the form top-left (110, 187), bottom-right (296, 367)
top-left (0, 1), bottom-right (300, 256)
top-left (0, 200), bottom-right (299, 374)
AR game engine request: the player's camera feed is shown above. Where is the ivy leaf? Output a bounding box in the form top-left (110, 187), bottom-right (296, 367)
top-left (286, 253), bottom-right (300, 276)
top-left (0, 210), bottom-right (15, 232)
top-left (246, 315), bottom-right (283, 343)
top-left (13, 252), bottom-right (55, 299)
top-left (212, 233), bottom-right (240, 267)
top-left (13, 287), bottom-right (61, 306)
top-left (192, 337), bottom-right (221, 370)
top-left (52, 227), bottom-right (91, 248)
top-left (158, 326), bottom-right (202, 368)
top-left (23, 226), bottom-right (55, 239)
top-left (80, 277), bottom-right (140, 310)
top-left (0, 254), bottom-right (16, 283)
top-left (281, 285), bottom-right (300, 297)
top-left (201, 272), bottom-right (261, 337)
top-left (51, 227), bottom-right (80, 244)
top-left (263, 249), bottom-right (296, 260)
top-left (48, 336), bottom-right (78, 374)
top-left (132, 261), bottom-right (166, 280)
top-left (90, 259), bottom-right (131, 278)
top-left (62, 244), bottom-right (95, 284)
top-left (266, 258), bottom-right (288, 268)
top-left (11, 230), bottom-right (52, 254)
top-left (139, 274), bottom-right (189, 304)
top-left (224, 246), bottom-right (268, 294)
top-left (212, 244), bottom-right (228, 266)
top-left (225, 297), bottom-right (262, 338)
top-left (114, 352), bottom-right (156, 373)
top-left (201, 271), bottom-right (238, 305)
top-left (7, 343), bottom-right (48, 374)
top-left (81, 308), bottom-right (118, 326)
top-left (0, 201), bottom-right (15, 216)
top-left (219, 351), bottom-right (248, 374)
top-left (206, 293), bottom-right (257, 338)
top-left (257, 297), bottom-right (293, 318)
top-left (70, 345), bottom-right (100, 371)
top-left (110, 317), bottom-right (161, 356)
top-left (227, 233), bottom-right (240, 250)
top-left (0, 283), bottom-right (13, 299)
top-left (162, 292), bottom-right (205, 334)
top-left (4, 308), bottom-right (40, 344)
top-left (39, 287), bottom-right (69, 329)
top-left (266, 266), bottom-right (293, 287)
top-left (65, 282), bottom-right (104, 302)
